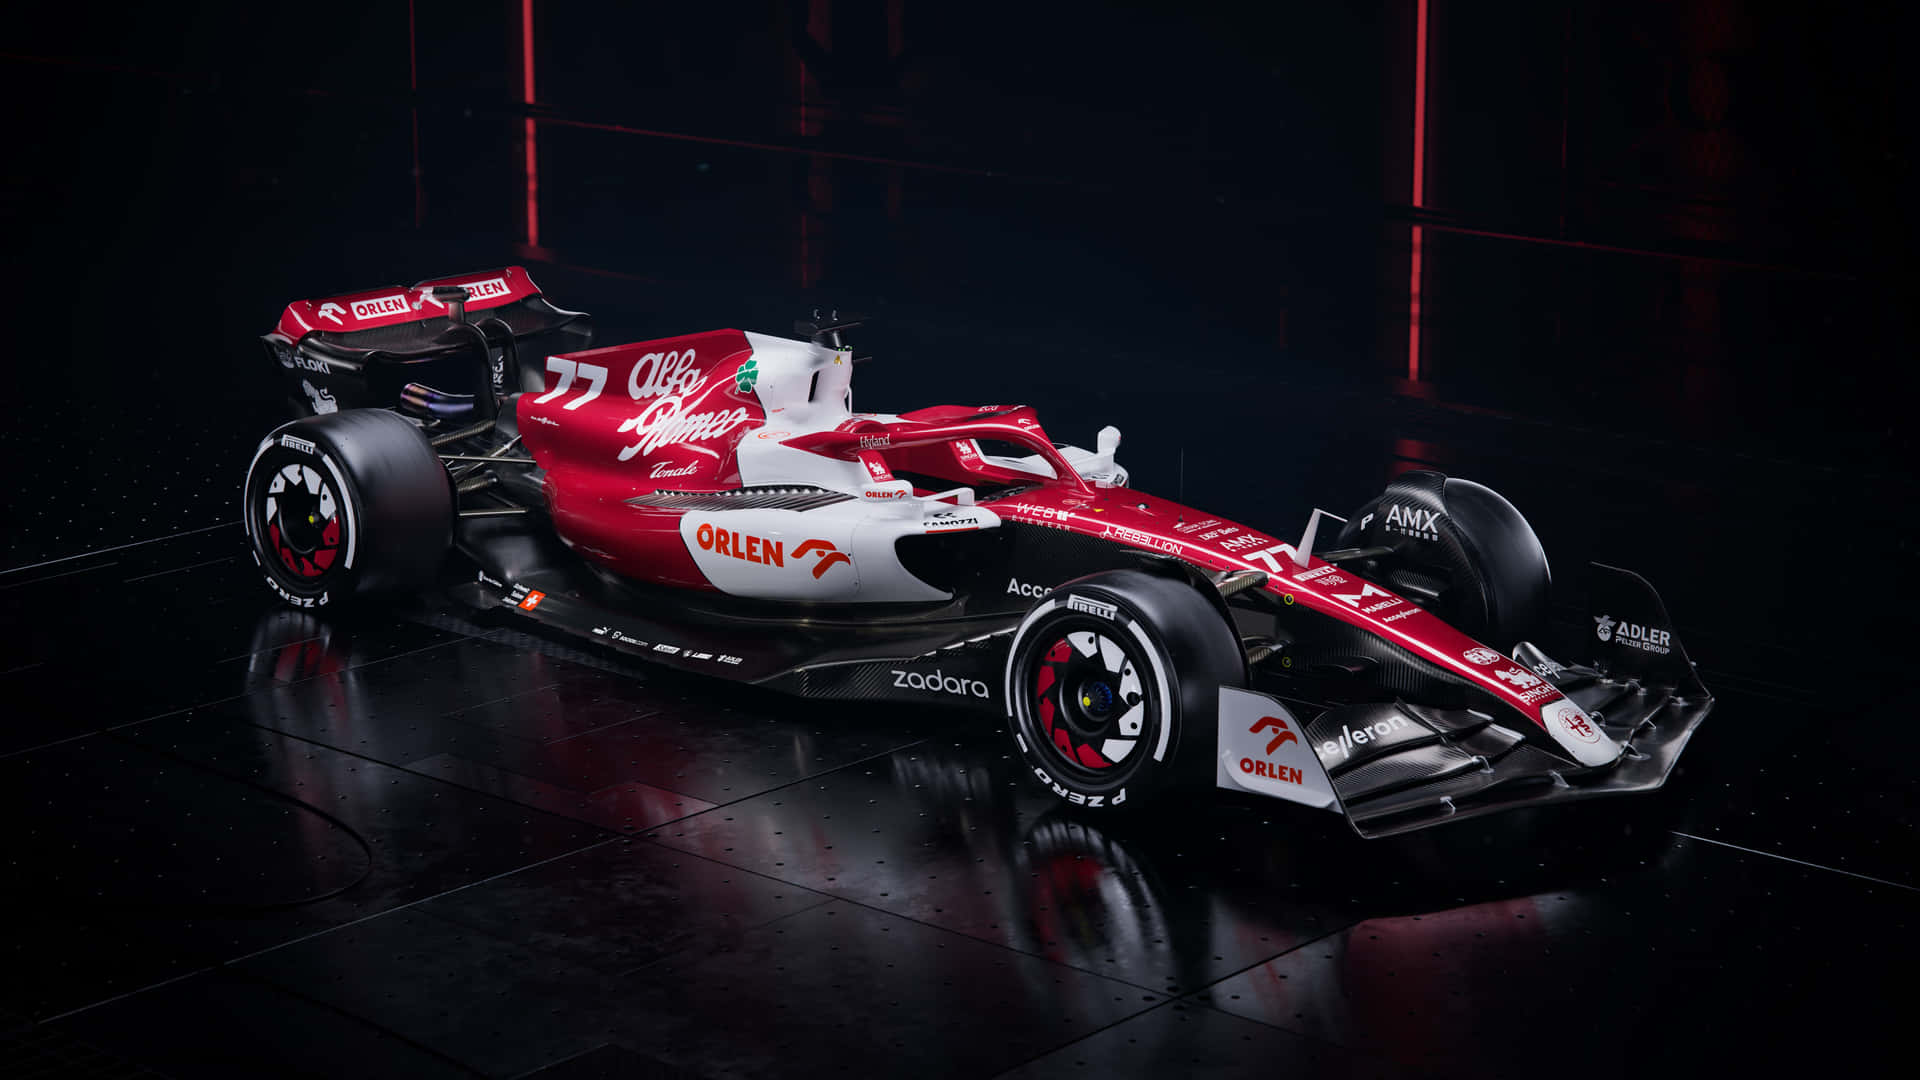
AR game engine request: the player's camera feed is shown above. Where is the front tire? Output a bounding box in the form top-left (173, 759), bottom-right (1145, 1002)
top-left (242, 409), bottom-right (453, 609)
top-left (1003, 570), bottom-right (1243, 811)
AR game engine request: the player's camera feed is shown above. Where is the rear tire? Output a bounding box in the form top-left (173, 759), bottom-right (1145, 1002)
top-left (242, 409), bottom-right (453, 609)
top-left (1003, 570), bottom-right (1243, 812)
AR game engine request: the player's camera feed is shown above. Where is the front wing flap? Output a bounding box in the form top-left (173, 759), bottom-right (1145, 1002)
top-left (1218, 656), bottom-right (1713, 838)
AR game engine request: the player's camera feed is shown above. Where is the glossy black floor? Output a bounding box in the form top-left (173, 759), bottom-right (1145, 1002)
top-left (6, 7), bottom-right (1917, 1078)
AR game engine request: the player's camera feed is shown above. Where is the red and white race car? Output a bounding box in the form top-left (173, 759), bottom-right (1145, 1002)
top-left (244, 267), bottom-right (1712, 835)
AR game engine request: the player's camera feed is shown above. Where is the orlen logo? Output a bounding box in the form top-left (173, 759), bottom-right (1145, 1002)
top-left (1251, 715), bottom-right (1298, 754)
top-left (695, 522), bottom-right (787, 567)
top-left (459, 276), bottom-right (510, 301)
top-left (1463, 646), bottom-right (1502, 665)
top-left (891, 668), bottom-right (990, 699)
top-left (1238, 716), bottom-right (1303, 784)
top-left (350, 294), bottom-right (410, 321)
top-left (792, 538), bottom-right (852, 579)
top-left (422, 277), bottom-right (510, 305)
top-left (692, 526), bottom-right (850, 580)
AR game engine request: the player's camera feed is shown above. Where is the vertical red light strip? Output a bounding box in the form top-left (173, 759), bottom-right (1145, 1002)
top-left (409, 0), bottom-right (423, 227)
top-left (797, 0), bottom-right (831, 288)
top-left (522, 0), bottom-right (540, 249)
top-left (1408, 0), bottom-right (1429, 382)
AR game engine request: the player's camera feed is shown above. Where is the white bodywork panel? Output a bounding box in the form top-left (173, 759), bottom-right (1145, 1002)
top-left (683, 332), bottom-right (1009, 603)
top-left (1214, 687), bottom-right (1341, 811)
top-left (1540, 697), bottom-right (1618, 767)
top-left (679, 501), bottom-right (1000, 603)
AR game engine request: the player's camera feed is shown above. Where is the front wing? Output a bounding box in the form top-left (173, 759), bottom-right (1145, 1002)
top-left (1217, 655), bottom-right (1712, 838)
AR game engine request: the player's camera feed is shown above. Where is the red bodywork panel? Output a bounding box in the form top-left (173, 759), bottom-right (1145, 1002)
top-left (272, 266), bottom-right (544, 342)
top-left (979, 486), bottom-right (1569, 729)
top-left (518, 330), bottom-right (762, 588)
top-left (516, 330), bottom-right (1565, 732)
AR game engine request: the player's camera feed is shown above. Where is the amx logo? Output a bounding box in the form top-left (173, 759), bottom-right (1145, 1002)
top-left (1383, 503), bottom-right (1440, 541)
top-left (892, 668), bottom-right (990, 698)
top-left (1067, 595), bottom-right (1118, 620)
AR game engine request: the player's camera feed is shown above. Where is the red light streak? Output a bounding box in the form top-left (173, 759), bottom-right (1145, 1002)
top-left (523, 0), bottom-right (539, 249)
top-left (1408, 0), bottom-right (1429, 383)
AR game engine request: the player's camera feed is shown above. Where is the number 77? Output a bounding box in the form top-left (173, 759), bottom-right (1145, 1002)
top-left (535, 358), bottom-right (608, 410)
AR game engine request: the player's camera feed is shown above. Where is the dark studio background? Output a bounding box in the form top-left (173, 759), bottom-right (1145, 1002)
top-left (3, 2), bottom-right (1916, 1078)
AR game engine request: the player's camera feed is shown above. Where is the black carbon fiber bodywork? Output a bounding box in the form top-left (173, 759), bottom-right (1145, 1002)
top-left (1303, 655), bottom-right (1714, 839)
top-left (443, 518), bottom-right (1164, 702)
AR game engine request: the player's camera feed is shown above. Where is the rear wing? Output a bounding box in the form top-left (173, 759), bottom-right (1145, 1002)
top-left (261, 266), bottom-right (592, 425)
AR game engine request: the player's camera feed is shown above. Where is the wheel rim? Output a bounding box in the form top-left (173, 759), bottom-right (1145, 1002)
top-left (1028, 621), bottom-right (1154, 779)
top-left (261, 461), bottom-right (344, 582)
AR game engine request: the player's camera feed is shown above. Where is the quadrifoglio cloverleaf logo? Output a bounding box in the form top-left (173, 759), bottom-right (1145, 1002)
top-left (735, 358), bottom-right (759, 394)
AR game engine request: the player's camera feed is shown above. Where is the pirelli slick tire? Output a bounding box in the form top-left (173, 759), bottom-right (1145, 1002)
top-left (1004, 570), bottom-right (1244, 812)
top-left (242, 409), bottom-right (453, 610)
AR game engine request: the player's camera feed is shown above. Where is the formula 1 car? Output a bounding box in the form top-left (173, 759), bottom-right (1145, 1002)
top-left (244, 268), bottom-right (1712, 836)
